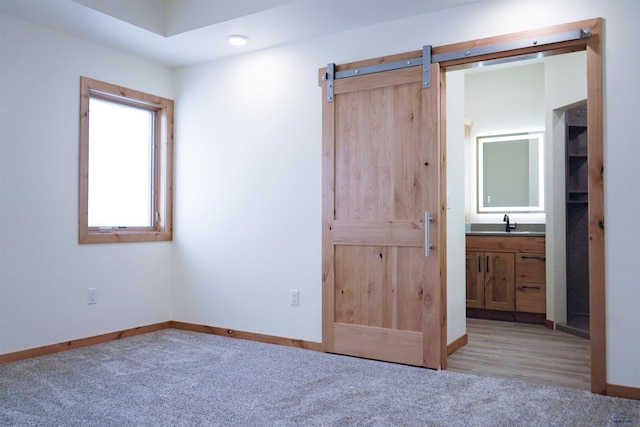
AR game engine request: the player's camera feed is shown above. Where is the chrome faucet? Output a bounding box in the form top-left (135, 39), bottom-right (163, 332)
top-left (503, 214), bottom-right (517, 232)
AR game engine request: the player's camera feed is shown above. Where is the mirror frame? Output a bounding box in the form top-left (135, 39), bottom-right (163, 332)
top-left (477, 131), bottom-right (545, 213)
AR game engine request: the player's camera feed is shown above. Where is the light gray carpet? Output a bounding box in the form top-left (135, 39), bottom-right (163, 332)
top-left (1, 329), bottom-right (638, 426)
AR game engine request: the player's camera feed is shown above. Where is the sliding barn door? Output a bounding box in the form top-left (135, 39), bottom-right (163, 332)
top-left (320, 55), bottom-right (442, 368)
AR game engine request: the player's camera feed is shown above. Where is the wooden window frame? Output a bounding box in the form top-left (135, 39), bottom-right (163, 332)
top-left (79, 77), bottom-right (174, 244)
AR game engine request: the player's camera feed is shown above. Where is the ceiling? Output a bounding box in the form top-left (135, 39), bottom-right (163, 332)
top-left (0, 0), bottom-right (481, 68)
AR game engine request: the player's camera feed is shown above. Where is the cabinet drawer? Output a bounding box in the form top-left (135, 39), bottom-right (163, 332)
top-left (516, 253), bottom-right (545, 282)
top-left (516, 283), bottom-right (546, 313)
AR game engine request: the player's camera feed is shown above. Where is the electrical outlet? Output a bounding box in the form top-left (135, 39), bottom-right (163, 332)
top-left (290, 289), bottom-right (299, 306)
top-left (87, 288), bottom-right (97, 305)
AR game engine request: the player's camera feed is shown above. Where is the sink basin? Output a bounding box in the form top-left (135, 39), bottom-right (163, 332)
top-left (466, 223), bottom-right (546, 236)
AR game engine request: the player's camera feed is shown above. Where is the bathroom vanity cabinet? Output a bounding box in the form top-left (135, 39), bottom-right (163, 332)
top-left (465, 234), bottom-right (546, 324)
top-left (465, 251), bottom-right (514, 311)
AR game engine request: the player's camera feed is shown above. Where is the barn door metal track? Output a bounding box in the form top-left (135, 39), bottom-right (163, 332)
top-left (324, 27), bottom-right (590, 102)
top-left (432, 28), bottom-right (590, 63)
top-left (323, 47), bottom-right (429, 102)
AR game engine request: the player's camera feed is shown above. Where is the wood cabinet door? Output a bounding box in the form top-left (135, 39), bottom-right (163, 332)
top-left (321, 58), bottom-right (442, 368)
top-left (465, 251), bottom-right (484, 309)
top-left (484, 253), bottom-right (515, 311)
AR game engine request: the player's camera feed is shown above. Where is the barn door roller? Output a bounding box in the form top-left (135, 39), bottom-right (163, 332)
top-left (323, 27), bottom-right (590, 102)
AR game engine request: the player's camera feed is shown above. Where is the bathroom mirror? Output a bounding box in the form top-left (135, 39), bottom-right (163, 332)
top-left (477, 132), bottom-right (544, 213)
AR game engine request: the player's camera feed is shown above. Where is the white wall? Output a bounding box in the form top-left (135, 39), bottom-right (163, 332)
top-left (446, 71), bottom-right (467, 344)
top-left (465, 63), bottom-right (546, 224)
top-left (171, 48), bottom-right (322, 339)
top-left (544, 51), bottom-right (588, 325)
top-left (592, 0), bottom-right (640, 388)
top-left (173, 0), bottom-right (640, 388)
top-left (0, 15), bottom-right (174, 354)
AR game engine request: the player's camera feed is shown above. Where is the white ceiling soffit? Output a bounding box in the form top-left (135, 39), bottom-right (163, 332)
top-left (0, 0), bottom-right (481, 68)
top-left (72, 0), bottom-right (298, 37)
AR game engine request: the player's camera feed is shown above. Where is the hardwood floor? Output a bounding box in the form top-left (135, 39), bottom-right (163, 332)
top-left (447, 318), bottom-right (590, 390)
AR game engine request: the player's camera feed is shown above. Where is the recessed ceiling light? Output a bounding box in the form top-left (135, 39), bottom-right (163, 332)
top-left (227, 35), bottom-right (249, 46)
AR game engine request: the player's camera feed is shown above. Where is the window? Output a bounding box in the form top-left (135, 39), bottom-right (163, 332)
top-left (79, 77), bottom-right (174, 243)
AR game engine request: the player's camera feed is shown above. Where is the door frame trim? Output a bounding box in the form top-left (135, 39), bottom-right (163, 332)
top-left (435, 17), bottom-right (604, 394)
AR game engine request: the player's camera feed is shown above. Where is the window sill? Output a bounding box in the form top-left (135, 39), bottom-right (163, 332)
top-left (79, 229), bottom-right (172, 244)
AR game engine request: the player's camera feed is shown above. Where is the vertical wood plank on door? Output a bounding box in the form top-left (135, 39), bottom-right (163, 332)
top-left (396, 247), bottom-right (424, 332)
top-left (363, 247), bottom-right (385, 328)
top-left (439, 69), bottom-right (449, 369)
top-left (393, 83), bottom-right (423, 220)
top-left (334, 246), bottom-right (354, 325)
top-left (321, 72), bottom-right (336, 353)
top-left (371, 88), bottom-right (394, 217)
top-left (384, 247), bottom-right (399, 330)
top-left (421, 62), bottom-right (442, 368)
top-left (335, 91), bottom-right (358, 220)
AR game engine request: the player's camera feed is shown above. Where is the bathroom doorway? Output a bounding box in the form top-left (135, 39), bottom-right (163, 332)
top-left (437, 19), bottom-right (604, 393)
top-left (446, 53), bottom-right (590, 389)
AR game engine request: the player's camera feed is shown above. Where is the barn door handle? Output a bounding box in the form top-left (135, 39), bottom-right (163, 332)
top-left (425, 211), bottom-right (434, 257)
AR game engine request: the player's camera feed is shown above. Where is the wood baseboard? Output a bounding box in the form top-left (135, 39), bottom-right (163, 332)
top-left (607, 383), bottom-right (640, 401)
top-left (169, 321), bottom-right (322, 352)
top-left (0, 321), bottom-right (321, 365)
top-left (466, 308), bottom-right (546, 325)
top-left (545, 319), bottom-right (554, 330)
top-left (0, 322), bottom-right (170, 364)
top-left (447, 333), bottom-right (468, 356)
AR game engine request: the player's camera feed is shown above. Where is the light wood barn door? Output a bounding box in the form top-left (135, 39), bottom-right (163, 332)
top-left (320, 54), bottom-right (442, 368)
